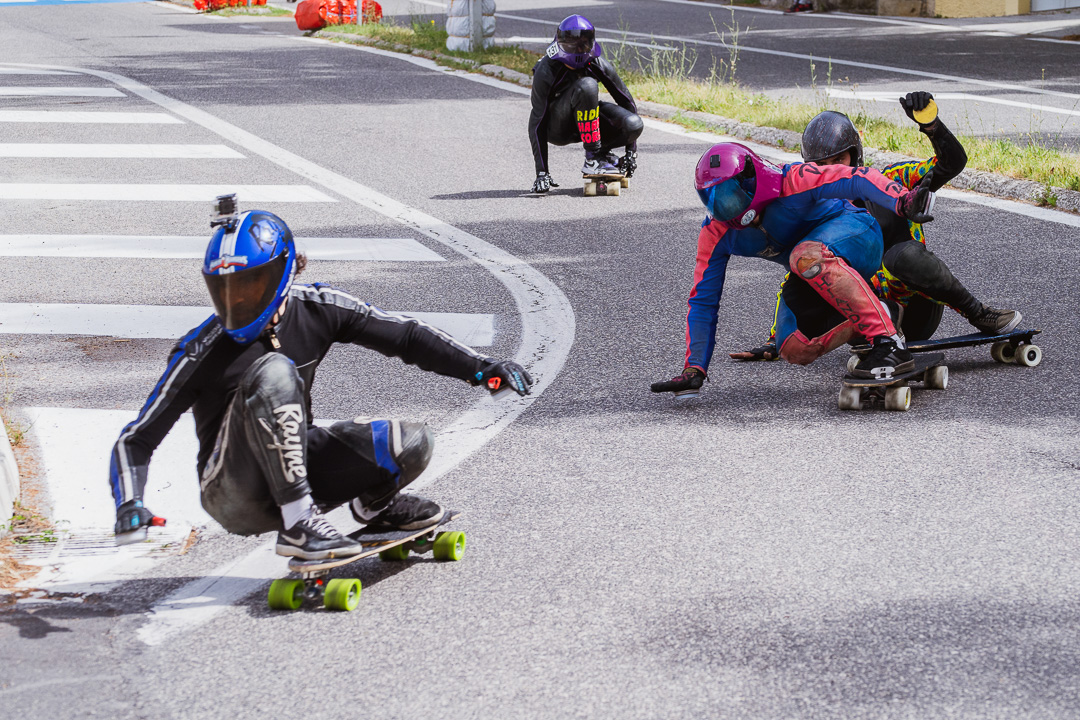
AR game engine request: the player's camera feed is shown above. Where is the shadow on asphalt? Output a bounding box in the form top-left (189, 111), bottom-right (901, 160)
top-left (432, 189), bottom-right (563, 200)
top-left (645, 593), bottom-right (1080, 712)
top-left (0, 557), bottom-right (428, 635)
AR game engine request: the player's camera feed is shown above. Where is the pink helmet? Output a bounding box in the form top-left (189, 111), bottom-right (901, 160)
top-left (694, 143), bottom-right (784, 228)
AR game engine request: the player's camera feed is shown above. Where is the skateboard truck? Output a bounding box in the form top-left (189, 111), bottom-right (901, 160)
top-left (839, 352), bottom-right (947, 412)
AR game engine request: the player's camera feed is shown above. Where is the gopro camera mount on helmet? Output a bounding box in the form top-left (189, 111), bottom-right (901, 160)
top-left (211, 193), bottom-right (239, 230)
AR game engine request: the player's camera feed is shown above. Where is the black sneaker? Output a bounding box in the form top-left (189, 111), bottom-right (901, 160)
top-left (967, 305), bottom-right (1022, 335)
top-left (275, 512), bottom-right (363, 560)
top-left (650, 367), bottom-right (706, 396)
top-left (355, 493), bottom-right (445, 532)
top-left (851, 337), bottom-right (914, 379)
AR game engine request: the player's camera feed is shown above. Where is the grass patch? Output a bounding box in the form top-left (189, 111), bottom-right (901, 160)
top-left (322, 17), bottom-right (1080, 192)
top-left (208, 4), bottom-right (292, 16)
top-left (625, 75), bottom-right (1080, 191)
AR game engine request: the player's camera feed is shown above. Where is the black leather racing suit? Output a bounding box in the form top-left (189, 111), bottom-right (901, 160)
top-left (108, 283), bottom-right (488, 534)
top-left (528, 53), bottom-right (643, 174)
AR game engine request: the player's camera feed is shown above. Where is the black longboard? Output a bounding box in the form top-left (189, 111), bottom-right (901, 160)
top-left (266, 511), bottom-right (464, 612)
top-left (839, 353), bottom-right (947, 411)
top-left (852, 329), bottom-right (1042, 367)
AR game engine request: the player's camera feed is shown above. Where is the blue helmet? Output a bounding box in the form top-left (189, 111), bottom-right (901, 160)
top-left (547, 15), bottom-right (601, 69)
top-left (202, 210), bottom-right (296, 345)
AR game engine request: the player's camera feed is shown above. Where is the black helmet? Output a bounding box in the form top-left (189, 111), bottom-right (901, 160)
top-left (801, 110), bottom-right (863, 168)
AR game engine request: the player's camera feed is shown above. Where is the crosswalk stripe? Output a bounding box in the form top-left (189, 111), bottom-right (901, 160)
top-left (0, 184), bottom-right (337, 202)
top-left (0, 235), bottom-right (446, 261)
top-left (0, 144), bottom-right (244, 159)
top-left (0, 110), bottom-right (182, 124)
top-left (0, 87), bottom-right (125, 97)
top-left (0, 304), bottom-right (495, 346)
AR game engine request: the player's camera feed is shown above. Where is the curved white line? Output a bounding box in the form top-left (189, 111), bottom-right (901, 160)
top-left (9, 63), bottom-right (574, 643)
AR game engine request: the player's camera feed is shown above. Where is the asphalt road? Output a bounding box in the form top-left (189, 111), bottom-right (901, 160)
top-left (378, 0), bottom-right (1080, 152)
top-left (2, 3), bottom-right (1080, 719)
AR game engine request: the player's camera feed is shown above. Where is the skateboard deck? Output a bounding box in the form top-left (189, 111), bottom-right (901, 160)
top-left (583, 172), bottom-right (627, 196)
top-left (852, 329), bottom-right (1042, 367)
top-left (839, 352), bottom-right (947, 411)
top-left (267, 511), bottom-right (464, 612)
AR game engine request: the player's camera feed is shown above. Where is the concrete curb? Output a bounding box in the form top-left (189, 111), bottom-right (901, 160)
top-left (0, 415), bottom-right (19, 534)
top-left (315, 31), bottom-right (1080, 215)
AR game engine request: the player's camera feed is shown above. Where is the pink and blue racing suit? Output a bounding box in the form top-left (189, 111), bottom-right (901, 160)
top-left (685, 163), bottom-right (912, 373)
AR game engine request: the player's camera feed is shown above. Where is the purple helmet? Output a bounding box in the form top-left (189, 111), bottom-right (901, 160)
top-left (547, 15), bottom-right (601, 69)
top-left (694, 143), bottom-right (784, 228)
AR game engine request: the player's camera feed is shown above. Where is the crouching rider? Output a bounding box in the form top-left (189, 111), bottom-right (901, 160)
top-left (110, 197), bottom-right (533, 559)
top-left (529, 14), bottom-right (644, 193)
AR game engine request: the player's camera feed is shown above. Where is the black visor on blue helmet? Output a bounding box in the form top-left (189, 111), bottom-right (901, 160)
top-left (202, 210), bottom-right (296, 344)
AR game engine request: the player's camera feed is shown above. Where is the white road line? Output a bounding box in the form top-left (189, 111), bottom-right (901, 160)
top-left (489, 10), bottom-right (1080, 105)
top-left (0, 110), bottom-right (182, 124)
top-left (8, 63), bottom-right (571, 644)
top-left (0, 304), bottom-right (496, 346)
top-left (0, 143), bottom-right (244, 159)
top-left (826, 88), bottom-right (1080, 119)
top-left (0, 184), bottom-right (335, 202)
top-left (0, 235), bottom-right (446, 261)
top-left (504, 34), bottom-right (677, 52)
top-left (0, 68), bottom-right (76, 75)
top-left (936, 189), bottom-right (1080, 229)
top-left (648, 0), bottom-right (934, 26)
top-left (0, 86), bottom-right (124, 97)
top-left (315, 34), bottom-right (1080, 233)
top-left (138, 544), bottom-right (283, 646)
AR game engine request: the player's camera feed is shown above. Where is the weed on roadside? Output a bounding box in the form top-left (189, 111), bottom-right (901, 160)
top-left (207, 4), bottom-right (291, 16)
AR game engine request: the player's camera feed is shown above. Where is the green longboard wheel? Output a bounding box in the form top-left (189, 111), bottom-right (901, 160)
top-left (324, 578), bottom-right (361, 611)
top-left (433, 531), bottom-right (466, 561)
top-left (379, 544), bottom-right (410, 562)
top-left (267, 578), bottom-right (304, 611)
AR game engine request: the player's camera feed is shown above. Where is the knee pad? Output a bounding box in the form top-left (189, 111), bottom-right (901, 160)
top-left (327, 418), bottom-right (433, 486)
top-left (778, 322), bottom-right (855, 365)
top-left (394, 421), bottom-right (434, 485)
top-left (624, 113), bottom-right (644, 140)
top-left (239, 352), bottom-right (301, 401)
top-left (789, 240), bottom-right (827, 278)
top-left (789, 241), bottom-right (895, 340)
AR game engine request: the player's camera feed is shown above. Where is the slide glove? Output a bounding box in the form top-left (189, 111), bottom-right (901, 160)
top-left (897, 170), bottom-right (936, 224)
top-left (114, 499), bottom-right (166, 546)
top-left (532, 172), bottom-right (559, 194)
top-left (618, 150), bottom-right (638, 178)
top-left (900, 91), bottom-right (938, 129)
top-left (650, 367), bottom-right (706, 395)
top-left (729, 341), bottom-right (779, 361)
top-left (477, 360), bottom-right (534, 397)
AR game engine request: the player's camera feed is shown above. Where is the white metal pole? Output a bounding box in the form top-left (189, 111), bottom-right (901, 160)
top-left (469, 0), bottom-right (484, 51)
